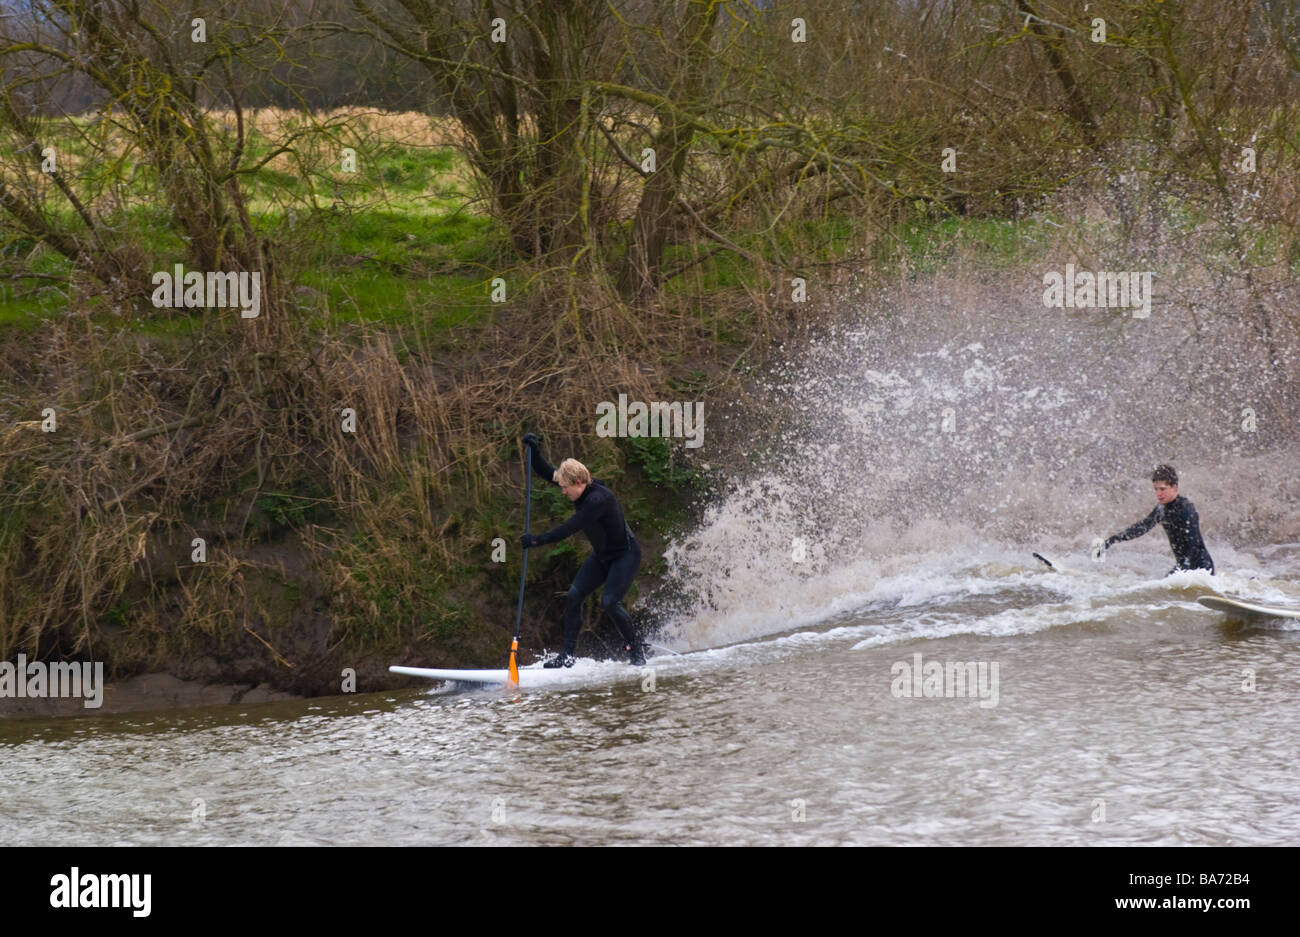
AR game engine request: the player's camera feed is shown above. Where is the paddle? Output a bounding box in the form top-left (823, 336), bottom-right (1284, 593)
top-left (1033, 544), bottom-right (1101, 574)
top-left (507, 439), bottom-right (533, 688)
top-left (1033, 551), bottom-right (1078, 573)
top-left (1031, 552), bottom-right (1058, 570)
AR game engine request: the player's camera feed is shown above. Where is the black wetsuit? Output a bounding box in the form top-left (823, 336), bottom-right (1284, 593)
top-left (1105, 495), bottom-right (1214, 574)
top-left (528, 448), bottom-right (641, 654)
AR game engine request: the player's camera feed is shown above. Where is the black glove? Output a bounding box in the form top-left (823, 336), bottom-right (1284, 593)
top-left (522, 432), bottom-right (540, 449)
top-left (520, 533), bottom-right (538, 548)
top-left (1103, 536), bottom-right (1116, 550)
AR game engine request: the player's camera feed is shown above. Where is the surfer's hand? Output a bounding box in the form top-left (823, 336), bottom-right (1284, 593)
top-left (520, 533), bottom-right (538, 548)
top-left (522, 432), bottom-right (540, 449)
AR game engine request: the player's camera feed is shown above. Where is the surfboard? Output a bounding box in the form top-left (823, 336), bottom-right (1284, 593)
top-left (1196, 595), bottom-right (1300, 621)
top-left (389, 659), bottom-right (632, 688)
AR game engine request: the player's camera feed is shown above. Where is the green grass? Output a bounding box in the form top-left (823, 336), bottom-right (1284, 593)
top-left (295, 267), bottom-right (492, 329)
top-left (877, 216), bottom-right (1056, 273)
top-left (0, 113), bottom-right (498, 336)
top-left (10, 109), bottom-right (1296, 343)
top-left (0, 285), bottom-right (64, 329)
top-left (281, 202), bottom-right (505, 331)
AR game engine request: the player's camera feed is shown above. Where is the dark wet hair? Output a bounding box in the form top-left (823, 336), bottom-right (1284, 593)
top-left (1151, 464), bottom-right (1178, 486)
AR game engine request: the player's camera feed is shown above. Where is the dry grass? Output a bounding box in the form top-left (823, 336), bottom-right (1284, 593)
top-left (0, 215), bottom-right (754, 673)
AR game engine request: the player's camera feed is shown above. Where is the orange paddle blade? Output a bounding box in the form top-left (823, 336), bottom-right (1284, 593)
top-left (507, 638), bottom-right (519, 687)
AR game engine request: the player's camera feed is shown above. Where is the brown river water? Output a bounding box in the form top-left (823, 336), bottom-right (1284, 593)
top-left (3, 555), bottom-right (1297, 846)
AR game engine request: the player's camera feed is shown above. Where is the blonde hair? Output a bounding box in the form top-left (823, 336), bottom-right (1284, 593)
top-left (554, 458), bottom-right (591, 487)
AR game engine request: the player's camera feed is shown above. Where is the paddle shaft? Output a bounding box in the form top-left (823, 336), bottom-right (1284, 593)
top-left (512, 446), bottom-right (532, 643)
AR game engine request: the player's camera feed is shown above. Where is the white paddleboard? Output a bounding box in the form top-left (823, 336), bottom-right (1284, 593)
top-left (389, 659), bottom-right (633, 688)
top-left (1196, 595), bottom-right (1300, 621)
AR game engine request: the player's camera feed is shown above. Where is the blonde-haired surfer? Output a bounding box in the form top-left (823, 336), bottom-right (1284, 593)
top-left (520, 433), bottom-right (645, 667)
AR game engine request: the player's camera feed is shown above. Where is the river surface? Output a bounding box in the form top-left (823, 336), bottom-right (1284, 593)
top-left (4, 549), bottom-right (1297, 846)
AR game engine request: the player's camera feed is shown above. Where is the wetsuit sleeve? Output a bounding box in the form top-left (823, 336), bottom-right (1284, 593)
top-left (535, 495), bottom-right (602, 545)
top-left (1106, 507), bottom-right (1158, 547)
top-left (529, 446), bottom-right (557, 484)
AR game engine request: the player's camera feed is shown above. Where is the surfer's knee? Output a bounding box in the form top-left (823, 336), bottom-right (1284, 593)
top-left (599, 591), bottom-right (621, 611)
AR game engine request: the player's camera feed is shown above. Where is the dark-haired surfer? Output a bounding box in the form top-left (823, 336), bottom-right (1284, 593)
top-left (1103, 464), bottom-right (1214, 574)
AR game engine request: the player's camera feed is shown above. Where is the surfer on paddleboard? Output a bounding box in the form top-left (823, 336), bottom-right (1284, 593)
top-left (519, 433), bottom-right (646, 668)
top-left (1102, 464), bottom-right (1214, 574)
